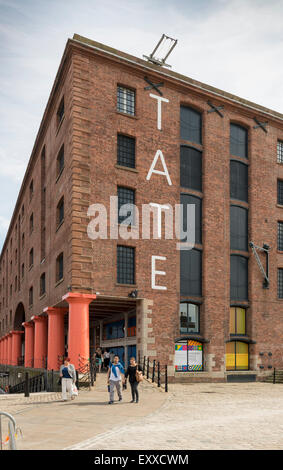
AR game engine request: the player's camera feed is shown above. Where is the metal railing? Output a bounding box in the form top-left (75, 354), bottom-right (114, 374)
top-left (8, 372), bottom-right (46, 394)
top-left (138, 354), bottom-right (168, 392)
top-left (77, 355), bottom-right (96, 390)
top-left (0, 412), bottom-right (17, 450)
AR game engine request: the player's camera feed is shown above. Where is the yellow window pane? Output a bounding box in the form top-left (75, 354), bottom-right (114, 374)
top-left (236, 308), bottom-right (246, 335)
top-left (226, 342), bottom-right (235, 370)
top-left (236, 342), bottom-right (248, 370)
top-left (229, 308), bottom-right (235, 334)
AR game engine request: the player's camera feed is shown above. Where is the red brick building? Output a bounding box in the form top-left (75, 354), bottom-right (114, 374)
top-left (0, 34), bottom-right (283, 382)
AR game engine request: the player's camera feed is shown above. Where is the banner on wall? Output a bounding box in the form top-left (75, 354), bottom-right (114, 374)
top-left (175, 340), bottom-right (203, 372)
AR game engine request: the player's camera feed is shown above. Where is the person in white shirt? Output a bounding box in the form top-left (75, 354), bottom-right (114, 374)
top-left (106, 355), bottom-right (125, 404)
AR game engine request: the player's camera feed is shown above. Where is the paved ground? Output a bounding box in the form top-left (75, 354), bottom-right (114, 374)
top-left (1, 375), bottom-right (283, 450)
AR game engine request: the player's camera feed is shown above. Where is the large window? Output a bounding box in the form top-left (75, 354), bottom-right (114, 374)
top-left (180, 194), bottom-right (202, 245)
top-left (117, 245), bottom-right (135, 285)
top-left (230, 124), bottom-right (248, 158)
top-left (180, 249), bottom-right (202, 297)
top-left (180, 146), bottom-right (202, 192)
top-left (230, 160), bottom-right (248, 202)
top-left (230, 205), bottom-right (248, 251)
top-left (226, 341), bottom-right (249, 370)
top-left (117, 86), bottom-right (135, 116)
top-left (117, 187), bottom-right (135, 225)
top-left (277, 140), bottom-right (283, 164)
top-left (179, 302), bottom-right (200, 333)
top-left (117, 134), bottom-right (135, 168)
top-left (278, 180), bottom-right (283, 205)
top-left (278, 222), bottom-right (283, 251)
top-left (278, 268), bottom-right (283, 298)
top-left (230, 255), bottom-right (248, 301)
top-left (230, 307), bottom-right (246, 335)
top-left (180, 106), bottom-right (202, 144)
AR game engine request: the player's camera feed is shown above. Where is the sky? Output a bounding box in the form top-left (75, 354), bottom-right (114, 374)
top-left (0, 0), bottom-right (283, 250)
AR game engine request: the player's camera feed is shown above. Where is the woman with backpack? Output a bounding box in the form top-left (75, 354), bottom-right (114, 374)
top-left (125, 357), bottom-right (143, 403)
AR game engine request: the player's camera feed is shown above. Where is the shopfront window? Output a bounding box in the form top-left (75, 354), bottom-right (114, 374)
top-left (226, 341), bottom-right (249, 370)
top-left (175, 340), bottom-right (203, 372)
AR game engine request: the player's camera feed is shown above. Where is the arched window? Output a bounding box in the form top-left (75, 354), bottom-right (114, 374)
top-left (180, 106), bottom-right (202, 144)
top-left (230, 124), bottom-right (248, 158)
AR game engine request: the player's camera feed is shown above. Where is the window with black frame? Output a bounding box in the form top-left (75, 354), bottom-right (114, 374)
top-left (230, 255), bottom-right (248, 301)
top-left (278, 180), bottom-right (283, 205)
top-left (179, 302), bottom-right (200, 333)
top-left (56, 253), bottom-right (64, 282)
top-left (180, 106), bottom-right (202, 144)
top-left (230, 124), bottom-right (248, 158)
top-left (180, 249), bottom-right (202, 297)
top-left (230, 205), bottom-right (248, 251)
top-left (180, 146), bottom-right (202, 192)
top-left (57, 96), bottom-right (64, 124)
top-left (29, 286), bottom-right (33, 306)
top-left (180, 193), bottom-right (202, 245)
top-left (117, 86), bottom-right (135, 116)
top-left (57, 145), bottom-right (64, 177)
top-left (57, 197), bottom-right (64, 227)
top-left (278, 222), bottom-right (283, 251)
top-left (117, 186), bottom-right (135, 225)
top-left (277, 140), bottom-right (283, 164)
top-left (278, 268), bottom-right (283, 298)
top-left (117, 245), bottom-right (135, 285)
top-left (117, 134), bottom-right (135, 168)
top-left (40, 273), bottom-right (46, 296)
top-left (230, 160), bottom-right (248, 202)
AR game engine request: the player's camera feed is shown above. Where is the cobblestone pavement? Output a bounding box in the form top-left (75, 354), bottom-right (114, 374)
top-left (1, 378), bottom-right (283, 450)
top-left (0, 374), bottom-right (166, 450)
top-left (67, 381), bottom-right (283, 450)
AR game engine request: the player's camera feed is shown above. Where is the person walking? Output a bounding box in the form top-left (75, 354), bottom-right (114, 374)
top-left (59, 357), bottom-right (77, 402)
top-left (94, 347), bottom-right (102, 373)
top-left (103, 348), bottom-right (110, 370)
top-left (125, 357), bottom-right (143, 403)
top-left (107, 355), bottom-right (125, 404)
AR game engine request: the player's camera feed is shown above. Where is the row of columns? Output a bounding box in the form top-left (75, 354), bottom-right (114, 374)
top-left (0, 293), bottom-right (96, 370)
top-left (0, 331), bottom-right (23, 366)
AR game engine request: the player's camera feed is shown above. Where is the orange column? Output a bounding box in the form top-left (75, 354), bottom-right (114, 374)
top-left (11, 331), bottom-right (24, 366)
top-left (62, 293), bottom-right (96, 369)
top-left (0, 338), bottom-right (3, 363)
top-left (32, 315), bottom-right (48, 369)
top-left (23, 321), bottom-right (35, 368)
top-left (3, 335), bottom-right (8, 364)
top-left (7, 332), bottom-right (12, 365)
top-left (45, 307), bottom-right (66, 370)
